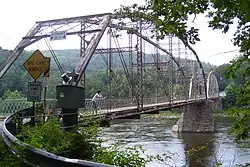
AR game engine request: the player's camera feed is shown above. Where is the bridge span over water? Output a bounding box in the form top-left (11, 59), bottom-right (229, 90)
top-left (0, 13), bottom-right (221, 166)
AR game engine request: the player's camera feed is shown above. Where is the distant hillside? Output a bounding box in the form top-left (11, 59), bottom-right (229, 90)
top-left (0, 47), bottom-right (216, 98)
top-left (0, 48), bottom-right (216, 73)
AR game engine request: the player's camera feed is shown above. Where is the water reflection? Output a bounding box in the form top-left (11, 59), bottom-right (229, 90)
top-left (178, 132), bottom-right (216, 167)
top-left (100, 116), bottom-right (250, 167)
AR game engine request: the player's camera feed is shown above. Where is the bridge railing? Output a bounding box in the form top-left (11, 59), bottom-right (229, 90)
top-left (0, 99), bottom-right (57, 115)
top-left (1, 107), bottom-right (114, 167)
top-left (0, 96), bottom-right (192, 115)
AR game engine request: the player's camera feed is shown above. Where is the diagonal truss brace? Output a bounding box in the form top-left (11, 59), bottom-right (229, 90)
top-left (86, 20), bottom-right (186, 79)
top-left (75, 15), bottom-right (111, 86)
top-left (0, 13), bottom-right (112, 80)
top-left (0, 24), bottom-right (41, 79)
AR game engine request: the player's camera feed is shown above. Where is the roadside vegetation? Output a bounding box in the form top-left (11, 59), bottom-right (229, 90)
top-left (1, 115), bottom-right (167, 167)
top-left (0, 135), bottom-right (22, 167)
top-left (1, 0), bottom-right (250, 166)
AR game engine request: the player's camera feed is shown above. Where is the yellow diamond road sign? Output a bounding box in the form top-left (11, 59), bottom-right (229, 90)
top-left (23, 50), bottom-right (49, 80)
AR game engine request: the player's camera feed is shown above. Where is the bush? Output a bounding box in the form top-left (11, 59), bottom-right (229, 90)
top-left (0, 135), bottom-right (22, 167)
top-left (94, 145), bottom-right (166, 167)
top-left (16, 116), bottom-right (166, 167)
top-left (17, 117), bottom-right (72, 154)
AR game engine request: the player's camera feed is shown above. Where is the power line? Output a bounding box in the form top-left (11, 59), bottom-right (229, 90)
top-left (210, 49), bottom-right (240, 57)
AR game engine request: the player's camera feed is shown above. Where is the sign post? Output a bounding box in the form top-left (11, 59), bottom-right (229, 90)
top-left (27, 82), bottom-right (42, 102)
top-left (23, 50), bottom-right (49, 124)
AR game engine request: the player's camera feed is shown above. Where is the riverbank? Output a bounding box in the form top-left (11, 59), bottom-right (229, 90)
top-left (142, 110), bottom-right (236, 120)
top-left (142, 110), bottom-right (180, 119)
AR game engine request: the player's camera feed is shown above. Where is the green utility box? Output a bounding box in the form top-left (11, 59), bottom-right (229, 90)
top-left (56, 85), bottom-right (85, 109)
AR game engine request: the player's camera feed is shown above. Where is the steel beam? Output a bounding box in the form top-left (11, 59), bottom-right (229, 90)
top-left (23, 29), bottom-right (101, 39)
top-left (169, 36), bottom-right (174, 104)
top-left (79, 21), bottom-right (86, 88)
top-left (94, 47), bottom-right (135, 54)
top-left (102, 23), bottom-right (186, 78)
top-left (136, 22), bottom-right (143, 112)
top-left (80, 18), bottom-right (185, 78)
top-left (128, 33), bottom-right (134, 103)
top-left (0, 24), bottom-right (41, 79)
top-left (75, 15), bottom-right (111, 86)
top-left (132, 61), bottom-right (171, 67)
top-left (36, 13), bottom-right (112, 27)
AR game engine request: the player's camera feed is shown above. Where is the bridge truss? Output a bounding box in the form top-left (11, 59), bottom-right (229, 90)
top-left (0, 13), bottom-right (219, 112)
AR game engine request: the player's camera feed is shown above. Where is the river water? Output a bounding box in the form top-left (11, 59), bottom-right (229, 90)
top-left (99, 115), bottom-right (250, 167)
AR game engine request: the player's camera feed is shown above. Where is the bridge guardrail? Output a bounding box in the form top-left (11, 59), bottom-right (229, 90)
top-left (0, 96), bottom-right (191, 115)
top-left (1, 107), bottom-right (115, 167)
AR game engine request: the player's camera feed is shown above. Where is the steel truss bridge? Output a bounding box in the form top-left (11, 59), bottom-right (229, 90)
top-left (0, 13), bottom-right (219, 167)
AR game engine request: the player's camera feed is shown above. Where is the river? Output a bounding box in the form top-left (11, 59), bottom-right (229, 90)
top-left (99, 115), bottom-right (250, 167)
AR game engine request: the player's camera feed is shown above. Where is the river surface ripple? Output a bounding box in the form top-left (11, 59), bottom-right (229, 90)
top-left (99, 116), bottom-right (250, 167)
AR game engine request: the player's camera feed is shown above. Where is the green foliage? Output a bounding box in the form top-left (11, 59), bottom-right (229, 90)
top-left (0, 135), bottom-right (22, 167)
top-left (213, 64), bottom-right (230, 91)
top-left (222, 57), bottom-right (250, 142)
top-left (17, 117), bottom-right (72, 154)
top-left (220, 93), bottom-right (236, 109)
top-left (2, 90), bottom-right (24, 100)
top-left (0, 46), bottom-right (214, 100)
top-left (114, 1), bottom-right (205, 44)
top-left (15, 116), bottom-right (168, 166)
top-left (228, 108), bottom-right (250, 143)
top-left (95, 144), bottom-right (167, 167)
top-left (218, 84), bottom-right (237, 109)
top-left (115, 0), bottom-right (250, 144)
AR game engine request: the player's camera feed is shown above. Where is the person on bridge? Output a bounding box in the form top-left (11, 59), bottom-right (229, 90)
top-left (92, 90), bottom-right (105, 115)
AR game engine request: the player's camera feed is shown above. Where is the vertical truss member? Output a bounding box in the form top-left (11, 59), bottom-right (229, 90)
top-left (136, 22), bottom-right (143, 112)
top-left (79, 21), bottom-right (86, 88)
top-left (129, 33), bottom-right (134, 104)
top-left (169, 35), bottom-right (174, 104)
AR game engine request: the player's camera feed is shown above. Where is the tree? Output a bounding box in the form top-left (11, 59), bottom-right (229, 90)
top-left (115, 0), bottom-right (250, 141)
top-left (213, 64), bottom-right (230, 91)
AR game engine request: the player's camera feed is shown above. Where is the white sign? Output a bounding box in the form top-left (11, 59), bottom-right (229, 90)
top-left (27, 82), bottom-right (42, 102)
top-left (50, 31), bottom-right (67, 41)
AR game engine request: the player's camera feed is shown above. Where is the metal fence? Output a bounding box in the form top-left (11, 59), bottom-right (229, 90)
top-left (0, 96), bottom-right (191, 115)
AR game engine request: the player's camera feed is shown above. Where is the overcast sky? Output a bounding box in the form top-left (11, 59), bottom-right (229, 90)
top-left (0, 0), bottom-right (239, 66)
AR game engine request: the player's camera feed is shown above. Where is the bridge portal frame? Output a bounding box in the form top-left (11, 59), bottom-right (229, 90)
top-left (0, 12), bottom-right (209, 112)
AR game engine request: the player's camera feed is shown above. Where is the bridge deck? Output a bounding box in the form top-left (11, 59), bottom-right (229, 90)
top-left (80, 97), bottom-right (218, 120)
top-left (100, 98), bottom-right (204, 112)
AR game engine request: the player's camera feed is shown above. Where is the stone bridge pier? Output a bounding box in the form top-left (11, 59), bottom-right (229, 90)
top-left (172, 99), bottom-right (221, 132)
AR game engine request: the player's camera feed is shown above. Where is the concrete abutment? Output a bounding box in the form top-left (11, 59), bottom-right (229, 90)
top-left (172, 99), bottom-right (220, 133)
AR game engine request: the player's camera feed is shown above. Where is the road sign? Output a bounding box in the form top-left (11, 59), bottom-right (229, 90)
top-left (50, 31), bottom-right (67, 41)
top-left (23, 50), bottom-right (49, 80)
top-left (43, 57), bottom-right (51, 78)
top-left (27, 82), bottom-right (42, 102)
